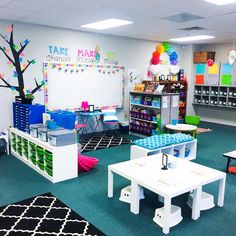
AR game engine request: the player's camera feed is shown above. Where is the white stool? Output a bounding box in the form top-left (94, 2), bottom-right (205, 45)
top-left (187, 191), bottom-right (215, 211)
top-left (119, 185), bottom-right (145, 203)
top-left (153, 205), bottom-right (183, 228)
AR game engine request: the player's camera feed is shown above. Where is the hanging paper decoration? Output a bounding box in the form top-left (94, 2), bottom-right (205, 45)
top-left (228, 50), bottom-right (236, 65)
top-left (2, 47), bottom-right (6, 52)
top-left (31, 59), bottom-right (36, 64)
top-left (13, 71), bottom-right (18, 77)
top-left (24, 39), bottom-right (30, 45)
top-left (6, 25), bottom-right (13, 33)
top-left (206, 59), bottom-right (214, 67)
top-left (19, 52), bottom-right (24, 57)
top-left (13, 44), bottom-right (19, 51)
top-left (0, 73), bottom-right (5, 78)
top-left (5, 48), bottom-right (10, 54)
top-left (94, 45), bottom-right (101, 63)
top-left (19, 58), bottom-right (23, 62)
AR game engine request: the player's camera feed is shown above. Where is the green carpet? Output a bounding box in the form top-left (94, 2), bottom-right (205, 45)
top-left (0, 122), bottom-right (236, 236)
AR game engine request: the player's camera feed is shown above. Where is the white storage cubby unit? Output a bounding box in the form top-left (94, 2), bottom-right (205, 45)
top-left (130, 139), bottom-right (197, 161)
top-left (10, 127), bottom-right (78, 183)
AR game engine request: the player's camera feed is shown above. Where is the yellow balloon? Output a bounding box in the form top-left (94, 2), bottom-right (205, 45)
top-left (156, 44), bottom-right (165, 54)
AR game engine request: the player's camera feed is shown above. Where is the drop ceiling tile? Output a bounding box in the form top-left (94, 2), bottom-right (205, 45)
top-left (0, 7), bottom-right (36, 20)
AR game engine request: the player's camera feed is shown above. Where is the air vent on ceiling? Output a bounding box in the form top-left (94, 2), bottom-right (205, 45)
top-left (180, 26), bottom-right (206, 31)
top-left (163, 13), bottom-right (203, 23)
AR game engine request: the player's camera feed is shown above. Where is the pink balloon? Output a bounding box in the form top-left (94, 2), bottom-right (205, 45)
top-left (207, 59), bottom-right (214, 67)
top-left (152, 56), bottom-right (160, 65)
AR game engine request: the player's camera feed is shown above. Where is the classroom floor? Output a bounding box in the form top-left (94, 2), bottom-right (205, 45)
top-left (0, 122), bottom-right (236, 236)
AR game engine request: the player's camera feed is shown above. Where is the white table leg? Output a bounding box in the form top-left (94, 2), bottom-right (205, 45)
top-left (108, 168), bottom-right (113, 198)
top-left (217, 176), bottom-right (226, 207)
top-left (192, 186), bottom-right (202, 220)
top-left (163, 196), bottom-right (171, 234)
top-left (130, 181), bottom-right (140, 214)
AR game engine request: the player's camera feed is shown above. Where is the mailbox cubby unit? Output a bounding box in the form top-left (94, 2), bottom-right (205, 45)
top-left (193, 85), bottom-right (236, 108)
top-left (10, 127), bottom-right (78, 183)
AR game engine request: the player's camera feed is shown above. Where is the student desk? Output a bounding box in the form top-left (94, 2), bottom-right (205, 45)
top-left (79, 111), bottom-right (103, 135)
top-left (223, 150), bottom-right (236, 173)
top-left (108, 154), bottom-right (226, 234)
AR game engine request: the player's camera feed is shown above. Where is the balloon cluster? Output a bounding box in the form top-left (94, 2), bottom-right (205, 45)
top-left (148, 42), bottom-right (180, 76)
top-left (150, 42), bottom-right (178, 66)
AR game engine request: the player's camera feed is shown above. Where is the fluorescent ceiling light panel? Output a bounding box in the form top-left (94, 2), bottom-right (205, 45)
top-left (81, 18), bottom-right (133, 30)
top-left (170, 35), bottom-right (215, 42)
top-left (205, 0), bottom-right (236, 5)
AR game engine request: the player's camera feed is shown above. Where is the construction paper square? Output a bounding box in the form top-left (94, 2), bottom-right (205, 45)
top-left (221, 74), bottom-right (232, 85)
top-left (221, 64), bottom-right (232, 75)
top-left (205, 74), bottom-right (219, 85)
top-left (196, 75), bottom-right (204, 84)
top-left (196, 64), bottom-right (205, 74)
top-left (208, 63), bottom-right (218, 74)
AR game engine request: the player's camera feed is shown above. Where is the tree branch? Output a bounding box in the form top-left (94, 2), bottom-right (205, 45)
top-left (0, 76), bottom-right (12, 87)
top-left (0, 33), bottom-right (10, 45)
top-left (18, 40), bottom-right (30, 55)
top-left (0, 46), bottom-right (15, 66)
top-left (31, 78), bottom-right (44, 94)
top-left (22, 59), bottom-right (33, 74)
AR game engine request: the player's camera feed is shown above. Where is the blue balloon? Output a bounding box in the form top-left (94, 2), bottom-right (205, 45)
top-left (169, 52), bottom-right (178, 61)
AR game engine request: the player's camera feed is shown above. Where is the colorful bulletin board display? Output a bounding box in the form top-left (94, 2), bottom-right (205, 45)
top-left (205, 63), bottom-right (219, 85)
top-left (220, 63), bottom-right (233, 86)
top-left (43, 63), bottom-right (124, 111)
top-left (195, 64), bottom-right (206, 84)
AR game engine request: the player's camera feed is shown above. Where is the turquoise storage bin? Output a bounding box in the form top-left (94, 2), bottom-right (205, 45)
top-left (48, 111), bottom-right (76, 130)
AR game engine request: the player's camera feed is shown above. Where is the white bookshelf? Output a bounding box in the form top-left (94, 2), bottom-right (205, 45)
top-left (10, 127), bottom-right (78, 183)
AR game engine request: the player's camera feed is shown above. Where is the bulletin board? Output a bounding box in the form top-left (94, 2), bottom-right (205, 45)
top-left (43, 63), bottom-right (124, 111)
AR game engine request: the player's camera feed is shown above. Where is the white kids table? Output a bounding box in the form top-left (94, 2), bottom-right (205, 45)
top-left (108, 154), bottom-right (226, 234)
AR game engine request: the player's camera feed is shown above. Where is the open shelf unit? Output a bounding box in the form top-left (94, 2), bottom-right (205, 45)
top-left (193, 85), bottom-right (236, 108)
top-left (129, 92), bottom-right (179, 136)
top-left (143, 80), bottom-right (187, 123)
top-left (10, 127), bottom-right (78, 183)
top-left (130, 139), bottom-right (197, 161)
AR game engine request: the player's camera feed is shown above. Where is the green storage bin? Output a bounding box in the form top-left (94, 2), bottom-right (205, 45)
top-left (37, 160), bottom-right (45, 171)
top-left (29, 142), bottom-right (36, 149)
top-left (30, 156), bottom-right (37, 165)
top-left (45, 150), bottom-right (53, 162)
top-left (45, 166), bottom-right (53, 177)
top-left (12, 144), bottom-right (16, 151)
top-left (45, 159), bottom-right (52, 168)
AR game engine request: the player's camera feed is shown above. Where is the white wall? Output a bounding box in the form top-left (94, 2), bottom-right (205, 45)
top-left (193, 43), bottom-right (236, 126)
top-left (0, 20), bottom-right (185, 130)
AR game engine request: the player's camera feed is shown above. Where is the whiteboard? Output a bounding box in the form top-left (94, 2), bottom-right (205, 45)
top-left (43, 63), bottom-right (124, 111)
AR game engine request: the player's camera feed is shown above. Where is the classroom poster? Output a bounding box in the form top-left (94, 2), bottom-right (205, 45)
top-left (205, 63), bottom-right (219, 85)
top-left (195, 64), bottom-right (206, 84)
top-left (220, 63), bottom-right (233, 86)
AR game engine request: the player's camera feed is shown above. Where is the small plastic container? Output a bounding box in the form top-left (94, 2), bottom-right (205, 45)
top-left (29, 123), bottom-right (45, 138)
top-left (48, 110), bottom-right (76, 130)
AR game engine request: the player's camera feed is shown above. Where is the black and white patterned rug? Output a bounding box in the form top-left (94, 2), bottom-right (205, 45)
top-left (80, 135), bottom-right (132, 152)
top-left (0, 193), bottom-right (105, 236)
